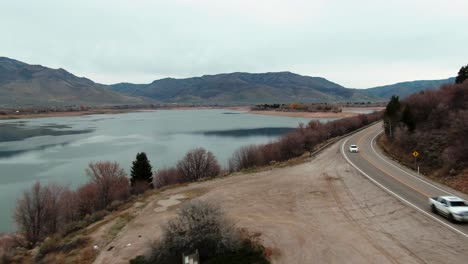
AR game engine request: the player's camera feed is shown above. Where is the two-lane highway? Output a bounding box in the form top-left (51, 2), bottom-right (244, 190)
top-left (341, 122), bottom-right (468, 238)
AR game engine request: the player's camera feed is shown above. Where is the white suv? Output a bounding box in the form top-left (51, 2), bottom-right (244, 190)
top-left (349, 144), bottom-right (359, 153)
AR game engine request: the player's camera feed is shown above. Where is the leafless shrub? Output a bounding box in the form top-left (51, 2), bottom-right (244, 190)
top-left (277, 132), bottom-right (305, 160)
top-left (258, 142), bottom-right (281, 164)
top-left (59, 188), bottom-right (80, 225)
top-left (14, 182), bottom-right (49, 247)
top-left (228, 145), bottom-right (264, 171)
top-left (132, 180), bottom-right (151, 195)
top-left (76, 183), bottom-right (98, 217)
top-left (149, 200), bottom-right (241, 262)
top-left (153, 167), bottom-right (184, 189)
top-left (177, 148), bottom-right (221, 182)
top-left (43, 183), bottom-right (66, 235)
top-left (0, 234), bottom-right (16, 263)
top-left (14, 182), bottom-right (72, 246)
top-left (86, 161), bottom-right (129, 210)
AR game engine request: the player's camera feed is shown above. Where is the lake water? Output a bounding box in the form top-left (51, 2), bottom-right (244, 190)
top-left (0, 109), bottom-right (335, 232)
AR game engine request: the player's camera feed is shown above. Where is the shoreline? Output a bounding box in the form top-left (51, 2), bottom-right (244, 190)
top-left (248, 107), bottom-right (384, 118)
top-left (248, 110), bottom-right (356, 118)
top-left (0, 108), bottom-right (143, 120)
top-left (0, 106), bottom-right (383, 120)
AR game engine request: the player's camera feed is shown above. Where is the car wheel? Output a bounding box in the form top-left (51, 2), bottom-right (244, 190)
top-left (448, 213), bottom-right (456, 223)
top-left (431, 205), bottom-right (437, 214)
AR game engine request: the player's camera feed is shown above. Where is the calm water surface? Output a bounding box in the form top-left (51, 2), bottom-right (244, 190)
top-left (0, 109), bottom-right (335, 231)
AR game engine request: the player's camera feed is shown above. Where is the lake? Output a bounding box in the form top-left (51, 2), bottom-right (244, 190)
top-left (0, 109), bottom-right (335, 232)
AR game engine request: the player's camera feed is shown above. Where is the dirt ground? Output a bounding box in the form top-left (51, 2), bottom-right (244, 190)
top-left (92, 141), bottom-right (468, 264)
top-left (248, 107), bottom-right (384, 118)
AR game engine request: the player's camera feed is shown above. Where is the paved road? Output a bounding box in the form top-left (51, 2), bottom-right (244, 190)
top-left (341, 122), bottom-right (468, 238)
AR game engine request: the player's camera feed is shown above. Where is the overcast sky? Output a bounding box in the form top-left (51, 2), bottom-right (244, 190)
top-left (1, 0), bottom-right (467, 88)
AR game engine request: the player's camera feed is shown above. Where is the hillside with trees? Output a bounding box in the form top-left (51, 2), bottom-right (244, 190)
top-left (363, 77), bottom-right (455, 100)
top-left (111, 71), bottom-right (375, 104)
top-left (380, 66), bottom-right (468, 192)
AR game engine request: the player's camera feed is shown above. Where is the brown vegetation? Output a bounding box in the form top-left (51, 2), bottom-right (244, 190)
top-left (229, 111), bottom-right (382, 171)
top-left (0, 234), bottom-right (18, 263)
top-left (13, 182), bottom-right (66, 247)
top-left (132, 200), bottom-right (269, 264)
top-left (86, 161), bottom-right (130, 209)
top-left (380, 81), bottom-right (468, 192)
top-left (13, 161), bottom-right (130, 251)
top-left (153, 167), bottom-right (184, 188)
top-left (177, 148), bottom-right (221, 182)
top-left (252, 103), bottom-right (342, 113)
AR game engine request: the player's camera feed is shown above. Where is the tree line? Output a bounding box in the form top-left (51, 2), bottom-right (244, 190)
top-left (382, 66), bottom-right (468, 190)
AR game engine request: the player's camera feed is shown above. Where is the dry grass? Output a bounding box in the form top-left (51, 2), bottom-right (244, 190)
top-left (102, 213), bottom-right (135, 246)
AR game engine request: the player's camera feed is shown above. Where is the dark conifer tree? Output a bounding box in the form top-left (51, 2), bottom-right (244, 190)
top-left (130, 152), bottom-right (153, 188)
top-left (455, 64), bottom-right (468, 84)
top-left (383, 95), bottom-right (401, 138)
top-left (400, 105), bottom-right (416, 132)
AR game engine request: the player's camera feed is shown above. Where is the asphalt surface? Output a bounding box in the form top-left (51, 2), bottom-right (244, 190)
top-left (341, 122), bottom-right (468, 239)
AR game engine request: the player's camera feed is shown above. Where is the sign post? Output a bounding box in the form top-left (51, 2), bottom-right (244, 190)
top-left (412, 151), bottom-right (419, 175)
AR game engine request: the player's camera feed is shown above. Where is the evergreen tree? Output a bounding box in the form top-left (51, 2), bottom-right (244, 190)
top-left (400, 105), bottom-right (416, 132)
top-left (455, 64), bottom-right (468, 84)
top-left (383, 95), bottom-right (401, 137)
top-left (130, 152), bottom-right (153, 188)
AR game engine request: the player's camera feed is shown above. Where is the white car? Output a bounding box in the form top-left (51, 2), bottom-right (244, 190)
top-left (429, 196), bottom-right (468, 222)
top-left (349, 144), bottom-right (359, 153)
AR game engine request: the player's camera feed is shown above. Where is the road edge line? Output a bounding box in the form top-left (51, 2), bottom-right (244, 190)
top-left (341, 135), bottom-right (468, 239)
top-left (369, 131), bottom-right (455, 196)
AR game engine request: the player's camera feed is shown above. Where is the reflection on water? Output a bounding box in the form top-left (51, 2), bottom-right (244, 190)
top-left (198, 127), bottom-right (294, 137)
top-left (0, 123), bottom-right (94, 142)
top-left (0, 142), bottom-right (72, 159)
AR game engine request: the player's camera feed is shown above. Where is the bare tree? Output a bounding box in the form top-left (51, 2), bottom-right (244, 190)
top-left (278, 132), bottom-right (305, 160)
top-left (228, 145), bottom-right (263, 171)
top-left (42, 183), bottom-right (65, 235)
top-left (86, 161), bottom-right (129, 210)
top-left (153, 167), bottom-right (184, 189)
top-left (14, 182), bottom-right (48, 246)
top-left (59, 188), bottom-right (80, 225)
top-left (177, 148), bottom-right (220, 182)
top-left (76, 183), bottom-right (98, 216)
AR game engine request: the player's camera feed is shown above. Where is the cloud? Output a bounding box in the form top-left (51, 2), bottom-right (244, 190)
top-left (0, 0), bottom-right (466, 87)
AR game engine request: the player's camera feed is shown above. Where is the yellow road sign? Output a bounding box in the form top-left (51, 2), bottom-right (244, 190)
top-left (412, 151), bottom-right (419, 157)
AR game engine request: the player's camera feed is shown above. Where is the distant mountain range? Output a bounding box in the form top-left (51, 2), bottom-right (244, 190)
top-left (0, 57), bottom-right (456, 106)
top-left (110, 72), bottom-right (376, 104)
top-left (0, 57), bottom-right (148, 107)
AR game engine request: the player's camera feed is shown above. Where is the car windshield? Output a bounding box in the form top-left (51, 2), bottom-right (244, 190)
top-left (350, 145), bottom-right (356, 148)
top-left (449, 201), bottom-right (467, 207)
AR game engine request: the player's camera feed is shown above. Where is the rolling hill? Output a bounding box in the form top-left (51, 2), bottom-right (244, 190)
top-left (363, 78), bottom-right (455, 100)
top-left (0, 57), bottom-right (456, 106)
top-left (0, 57), bottom-right (149, 107)
top-left (110, 72), bottom-right (376, 104)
